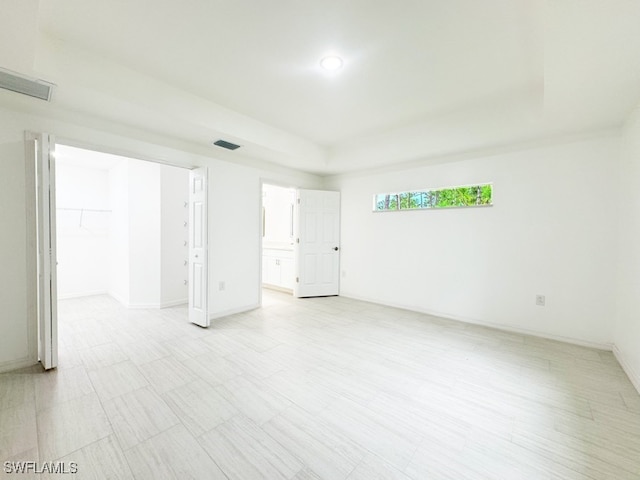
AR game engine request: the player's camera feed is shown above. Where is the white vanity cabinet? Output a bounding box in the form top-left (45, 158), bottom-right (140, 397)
top-left (262, 248), bottom-right (294, 291)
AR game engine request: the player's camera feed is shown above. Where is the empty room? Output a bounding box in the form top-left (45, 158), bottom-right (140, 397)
top-left (1, 1), bottom-right (640, 479)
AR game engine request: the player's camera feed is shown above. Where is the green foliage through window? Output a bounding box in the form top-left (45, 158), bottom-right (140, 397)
top-left (374, 183), bottom-right (492, 211)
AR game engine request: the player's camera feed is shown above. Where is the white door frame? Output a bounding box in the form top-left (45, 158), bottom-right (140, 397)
top-left (30, 135), bottom-right (213, 368)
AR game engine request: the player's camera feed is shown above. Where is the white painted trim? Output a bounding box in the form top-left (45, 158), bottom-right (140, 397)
top-left (127, 303), bottom-right (162, 309)
top-left (209, 303), bottom-right (260, 321)
top-left (105, 291), bottom-right (187, 309)
top-left (262, 284), bottom-right (293, 294)
top-left (613, 344), bottom-right (640, 395)
top-left (161, 299), bottom-right (188, 308)
top-left (0, 357), bottom-right (39, 374)
top-left (90, 292), bottom-right (186, 309)
top-left (57, 290), bottom-right (109, 300)
top-left (324, 127), bottom-right (621, 180)
top-left (340, 292), bottom-right (613, 351)
top-left (108, 291), bottom-right (128, 307)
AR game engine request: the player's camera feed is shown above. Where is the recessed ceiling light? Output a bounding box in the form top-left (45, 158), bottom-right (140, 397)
top-left (320, 55), bottom-right (343, 72)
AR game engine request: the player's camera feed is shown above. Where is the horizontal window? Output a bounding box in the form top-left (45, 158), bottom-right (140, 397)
top-left (373, 183), bottom-right (492, 212)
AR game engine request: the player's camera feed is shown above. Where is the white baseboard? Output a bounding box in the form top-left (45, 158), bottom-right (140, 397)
top-left (613, 344), bottom-right (640, 395)
top-left (0, 356), bottom-right (39, 374)
top-left (210, 303), bottom-right (260, 321)
top-left (108, 292), bottom-right (186, 309)
top-left (127, 303), bottom-right (162, 309)
top-left (108, 291), bottom-right (128, 307)
top-left (161, 299), bottom-right (188, 308)
top-left (58, 290), bottom-right (108, 300)
top-left (262, 284), bottom-right (293, 294)
top-left (340, 292), bottom-right (613, 351)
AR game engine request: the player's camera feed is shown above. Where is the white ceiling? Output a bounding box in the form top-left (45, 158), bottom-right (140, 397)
top-left (15, 0), bottom-right (640, 174)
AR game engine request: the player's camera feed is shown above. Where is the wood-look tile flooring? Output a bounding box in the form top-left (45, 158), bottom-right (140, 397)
top-left (1, 290), bottom-right (639, 479)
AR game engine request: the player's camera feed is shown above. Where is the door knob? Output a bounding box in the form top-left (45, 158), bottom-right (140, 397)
top-left (333, 247), bottom-right (339, 251)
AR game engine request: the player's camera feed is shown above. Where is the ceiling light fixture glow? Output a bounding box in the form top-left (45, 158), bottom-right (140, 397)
top-left (320, 55), bottom-right (343, 71)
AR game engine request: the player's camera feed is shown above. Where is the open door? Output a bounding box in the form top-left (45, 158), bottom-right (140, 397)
top-left (188, 167), bottom-right (209, 327)
top-left (28, 132), bottom-right (58, 369)
top-left (294, 189), bottom-right (340, 298)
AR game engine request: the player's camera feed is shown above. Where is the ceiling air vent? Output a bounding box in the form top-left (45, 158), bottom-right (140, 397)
top-left (213, 139), bottom-right (241, 151)
top-left (0, 68), bottom-right (54, 101)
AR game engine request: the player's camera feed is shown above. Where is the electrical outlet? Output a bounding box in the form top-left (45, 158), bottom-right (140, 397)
top-left (536, 294), bottom-right (545, 306)
top-left (219, 281), bottom-right (225, 291)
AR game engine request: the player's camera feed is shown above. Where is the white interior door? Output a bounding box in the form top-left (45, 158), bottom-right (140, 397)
top-left (294, 189), bottom-right (340, 297)
top-left (188, 167), bottom-right (209, 327)
top-left (30, 132), bottom-right (58, 369)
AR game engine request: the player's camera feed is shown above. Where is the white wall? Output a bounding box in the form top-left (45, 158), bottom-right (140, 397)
top-left (209, 161), bottom-right (264, 317)
top-left (0, 138), bottom-right (36, 369)
top-left (326, 134), bottom-right (620, 347)
top-left (160, 164), bottom-right (189, 307)
top-left (108, 159), bottom-right (130, 305)
top-left (55, 162), bottom-right (110, 298)
top-left (0, 0), bottom-right (39, 75)
top-left (614, 104), bottom-right (640, 391)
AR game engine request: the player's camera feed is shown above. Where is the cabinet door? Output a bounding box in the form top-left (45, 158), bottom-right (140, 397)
top-left (265, 256), bottom-right (281, 286)
top-left (279, 257), bottom-right (294, 289)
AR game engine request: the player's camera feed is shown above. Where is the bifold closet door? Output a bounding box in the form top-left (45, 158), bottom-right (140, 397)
top-left (188, 167), bottom-right (209, 327)
top-left (27, 131), bottom-right (58, 369)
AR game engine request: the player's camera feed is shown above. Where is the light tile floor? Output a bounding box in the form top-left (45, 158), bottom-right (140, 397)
top-left (1, 290), bottom-right (639, 479)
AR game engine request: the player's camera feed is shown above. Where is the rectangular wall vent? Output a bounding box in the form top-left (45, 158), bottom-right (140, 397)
top-left (213, 139), bottom-right (241, 150)
top-left (0, 68), bottom-right (54, 101)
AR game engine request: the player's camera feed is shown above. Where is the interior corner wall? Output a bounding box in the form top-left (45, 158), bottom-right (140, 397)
top-left (325, 135), bottom-right (620, 347)
top-left (160, 164), bottom-right (189, 307)
top-left (127, 160), bottom-right (161, 307)
top-left (614, 104), bottom-right (640, 392)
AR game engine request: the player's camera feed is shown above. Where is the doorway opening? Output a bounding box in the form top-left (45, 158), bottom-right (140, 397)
top-left (55, 144), bottom-right (191, 309)
top-left (32, 134), bottom-right (210, 370)
top-left (260, 183), bottom-right (342, 303)
top-left (261, 183), bottom-right (296, 296)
